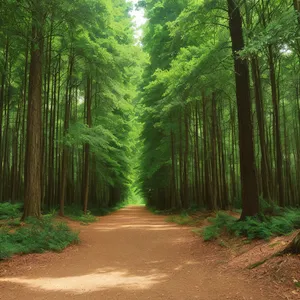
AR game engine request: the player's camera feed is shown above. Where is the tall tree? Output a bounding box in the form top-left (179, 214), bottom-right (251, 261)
top-left (22, 1), bottom-right (45, 219)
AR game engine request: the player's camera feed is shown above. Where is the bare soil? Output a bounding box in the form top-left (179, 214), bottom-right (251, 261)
top-left (0, 206), bottom-right (298, 299)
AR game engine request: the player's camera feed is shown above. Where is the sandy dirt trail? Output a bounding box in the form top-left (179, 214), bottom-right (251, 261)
top-left (0, 206), bottom-right (277, 300)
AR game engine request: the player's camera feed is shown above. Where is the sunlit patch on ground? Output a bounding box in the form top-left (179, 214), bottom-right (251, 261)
top-left (0, 269), bottom-right (167, 294)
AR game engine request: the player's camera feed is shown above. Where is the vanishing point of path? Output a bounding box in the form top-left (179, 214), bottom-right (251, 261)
top-left (0, 206), bottom-right (276, 300)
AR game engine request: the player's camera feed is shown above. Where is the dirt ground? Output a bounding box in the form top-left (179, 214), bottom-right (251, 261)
top-left (0, 206), bottom-right (298, 299)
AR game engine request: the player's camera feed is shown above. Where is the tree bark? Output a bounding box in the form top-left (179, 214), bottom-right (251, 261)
top-left (227, 0), bottom-right (259, 219)
top-left (22, 4), bottom-right (44, 220)
top-left (83, 75), bottom-right (92, 214)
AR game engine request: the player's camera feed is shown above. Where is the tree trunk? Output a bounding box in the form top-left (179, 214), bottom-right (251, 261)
top-left (83, 76), bottom-right (92, 214)
top-left (268, 45), bottom-right (284, 207)
top-left (59, 53), bottom-right (74, 216)
top-left (282, 232), bottom-right (300, 254)
top-left (22, 6), bottom-right (44, 220)
top-left (227, 0), bottom-right (259, 219)
top-left (251, 57), bottom-right (272, 202)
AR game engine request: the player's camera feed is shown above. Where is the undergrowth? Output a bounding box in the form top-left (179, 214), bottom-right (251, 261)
top-left (0, 202), bottom-right (23, 220)
top-left (91, 202), bottom-right (126, 216)
top-left (64, 203), bottom-right (125, 224)
top-left (64, 205), bottom-right (97, 224)
top-left (148, 204), bottom-right (203, 216)
top-left (0, 216), bottom-right (79, 260)
top-left (203, 208), bottom-right (300, 241)
top-left (166, 213), bottom-right (196, 226)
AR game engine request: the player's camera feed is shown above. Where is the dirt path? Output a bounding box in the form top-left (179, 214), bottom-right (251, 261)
top-left (0, 206), bottom-right (277, 300)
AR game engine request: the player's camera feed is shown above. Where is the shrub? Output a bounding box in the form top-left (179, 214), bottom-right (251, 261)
top-left (0, 202), bottom-right (23, 220)
top-left (64, 205), bottom-right (97, 224)
top-left (0, 217), bottom-right (79, 260)
top-left (166, 214), bottom-right (196, 226)
top-left (203, 208), bottom-right (300, 241)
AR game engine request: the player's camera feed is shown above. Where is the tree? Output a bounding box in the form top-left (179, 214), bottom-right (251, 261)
top-left (22, 1), bottom-right (45, 219)
top-left (226, 0), bottom-right (259, 219)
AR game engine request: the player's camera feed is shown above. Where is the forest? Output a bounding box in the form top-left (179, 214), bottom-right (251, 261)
top-left (0, 0), bottom-right (145, 219)
top-left (0, 0), bottom-right (300, 298)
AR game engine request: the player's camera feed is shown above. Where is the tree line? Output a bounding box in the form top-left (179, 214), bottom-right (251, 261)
top-left (138, 0), bottom-right (300, 218)
top-left (0, 0), bottom-right (141, 219)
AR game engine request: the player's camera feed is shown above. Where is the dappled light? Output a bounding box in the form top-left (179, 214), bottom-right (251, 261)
top-left (0, 269), bottom-right (167, 294)
top-left (0, 207), bottom-right (282, 300)
top-left (1, 0), bottom-right (300, 299)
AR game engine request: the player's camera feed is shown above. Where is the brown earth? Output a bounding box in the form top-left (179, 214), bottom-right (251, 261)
top-left (0, 206), bottom-right (298, 299)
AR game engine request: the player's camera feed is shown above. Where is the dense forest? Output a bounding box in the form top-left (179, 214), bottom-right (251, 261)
top-left (1, 1), bottom-right (300, 298)
top-left (139, 0), bottom-right (300, 219)
top-left (0, 0), bottom-right (300, 221)
top-left (0, 0), bottom-right (144, 219)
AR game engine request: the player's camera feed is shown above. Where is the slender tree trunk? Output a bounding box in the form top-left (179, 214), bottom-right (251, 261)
top-left (202, 92), bottom-right (212, 209)
top-left (251, 57), bottom-right (272, 202)
top-left (170, 128), bottom-right (179, 208)
top-left (0, 37), bottom-right (9, 203)
top-left (211, 92), bottom-right (218, 209)
top-left (268, 45), bottom-right (284, 206)
top-left (59, 53), bottom-right (74, 216)
top-left (83, 75), bottom-right (92, 214)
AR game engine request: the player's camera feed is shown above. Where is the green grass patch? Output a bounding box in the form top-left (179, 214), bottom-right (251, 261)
top-left (64, 205), bottom-right (97, 224)
top-left (64, 203), bottom-right (125, 224)
top-left (202, 208), bottom-right (300, 241)
top-left (166, 214), bottom-right (196, 226)
top-left (0, 202), bottom-right (22, 220)
top-left (148, 204), bottom-right (204, 216)
top-left (90, 202), bottom-right (126, 216)
top-left (0, 216), bottom-right (79, 260)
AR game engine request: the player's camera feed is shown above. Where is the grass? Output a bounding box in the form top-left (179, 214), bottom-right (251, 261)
top-left (0, 201), bottom-right (129, 260)
top-left (0, 202), bottom-right (22, 220)
top-left (166, 214), bottom-right (196, 226)
top-left (202, 208), bottom-right (300, 241)
top-left (64, 202), bottom-right (126, 224)
top-left (64, 205), bottom-right (97, 224)
top-left (148, 204), bottom-right (204, 216)
top-left (0, 215), bottom-right (79, 260)
top-left (0, 202), bottom-right (79, 260)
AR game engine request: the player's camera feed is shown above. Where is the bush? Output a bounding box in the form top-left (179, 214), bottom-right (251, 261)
top-left (0, 202), bottom-right (23, 220)
top-left (64, 205), bottom-right (97, 224)
top-left (91, 203), bottom-right (125, 216)
top-left (203, 208), bottom-right (300, 241)
top-left (166, 214), bottom-right (196, 226)
top-left (202, 213), bottom-right (236, 241)
top-left (0, 217), bottom-right (79, 260)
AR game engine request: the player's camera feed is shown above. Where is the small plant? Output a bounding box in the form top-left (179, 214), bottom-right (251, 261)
top-left (0, 202), bottom-right (23, 220)
top-left (0, 217), bottom-right (79, 260)
top-left (166, 214), bottom-right (196, 226)
top-left (64, 205), bottom-right (97, 224)
top-left (202, 208), bottom-right (300, 241)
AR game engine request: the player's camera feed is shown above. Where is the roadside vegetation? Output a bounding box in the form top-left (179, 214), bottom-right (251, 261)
top-left (162, 202), bottom-right (300, 242)
top-left (0, 203), bottom-right (79, 260)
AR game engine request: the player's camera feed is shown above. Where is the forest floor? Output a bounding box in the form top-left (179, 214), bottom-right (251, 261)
top-left (0, 206), bottom-right (299, 300)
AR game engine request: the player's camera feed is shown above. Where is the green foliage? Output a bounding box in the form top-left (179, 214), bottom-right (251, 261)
top-left (64, 205), bottom-right (97, 224)
top-left (91, 203), bottom-right (126, 216)
top-left (202, 213), bottom-right (236, 241)
top-left (124, 192), bottom-right (145, 205)
top-left (203, 209), bottom-right (300, 241)
top-left (0, 217), bottom-right (79, 260)
top-left (166, 214), bottom-right (195, 226)
top-left (0, 203), bottom-right (23, 220)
